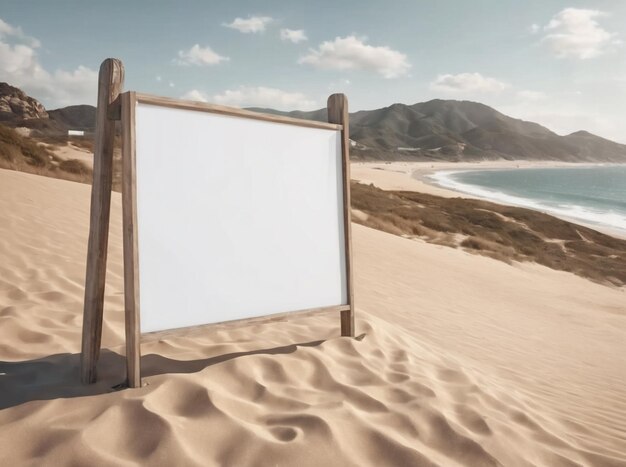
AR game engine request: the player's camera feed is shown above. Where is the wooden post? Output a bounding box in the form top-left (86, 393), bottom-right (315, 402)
top-left (80, 58), bottom-right (124, 384)
top-left (327, 94), bottom-right (355, 337)
top-left (121, 92), bottom-right (142, 388)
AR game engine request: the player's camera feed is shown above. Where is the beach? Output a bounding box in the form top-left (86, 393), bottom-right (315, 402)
top-left (351, 160), bottom-right (593, 197)
top-left (3, 1), bottom-right (626, 464)
top-left (352, 161), bottom-right (626, 239)
top-left (1, 167), bottom-right (625, 465)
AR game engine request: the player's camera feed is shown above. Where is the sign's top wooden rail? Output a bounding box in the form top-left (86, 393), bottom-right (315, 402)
top-left (133, 92), bottom-right (343, 132)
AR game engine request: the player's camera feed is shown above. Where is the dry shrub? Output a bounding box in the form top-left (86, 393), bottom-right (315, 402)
top-left (59, 159), bottom-right (90, 175)
top-left (461, 237), bottom-right (486, 250)
top-left (351, 181), bottom-right (626, 286)
top-left (353, 214), bottom-right (405, 237)
top-left (0, 125), bottom-right (53, 166)
top-left (0, 124), bottom-right (92, 185)
top-left (0, 141), bottom-right (22, 163)
top-left (67, 135), bottom-right (95, 152)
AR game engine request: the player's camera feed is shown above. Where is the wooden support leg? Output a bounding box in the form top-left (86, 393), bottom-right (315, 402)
top-left (121, 91), bottom-right (142, 389)
top-left (80, 58), bottom-right (124, 384)
top-left (327, 93), bottom-right (355, 337)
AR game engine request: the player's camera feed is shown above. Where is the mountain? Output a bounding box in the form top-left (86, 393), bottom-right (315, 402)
top-left (1, 82), bottom-right (625, 162)
top-left (562, 130), bottom-right (626, 162)
top-left (0, 82), bottom-right (96, 135)
top-left (249, 100), bottom-right (626, 162)
top-left (48, 105), bottom-right (96, 131)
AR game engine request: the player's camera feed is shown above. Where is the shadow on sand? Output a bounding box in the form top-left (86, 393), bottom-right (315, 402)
top-left (0, 339), bottom-right (326, 410)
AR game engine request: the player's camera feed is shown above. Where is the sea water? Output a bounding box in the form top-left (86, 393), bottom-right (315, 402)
top-left (429, 166), bottom-right (626, 236)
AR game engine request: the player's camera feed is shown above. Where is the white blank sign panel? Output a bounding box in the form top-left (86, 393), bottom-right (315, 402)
top-left (134, 102), bottom-right (347, 333)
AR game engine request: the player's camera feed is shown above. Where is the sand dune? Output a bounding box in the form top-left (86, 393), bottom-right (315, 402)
top-left (48, 142), bottom-right (94, 165)
top-left (1, 168), bottom-right (625, 466)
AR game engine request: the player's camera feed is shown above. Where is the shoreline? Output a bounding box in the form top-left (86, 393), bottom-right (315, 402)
top-left (351, 160), bottom-right (626, 239)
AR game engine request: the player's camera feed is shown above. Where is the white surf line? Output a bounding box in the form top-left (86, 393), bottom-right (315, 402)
top-left (428, 169), bottom-right (626, 236)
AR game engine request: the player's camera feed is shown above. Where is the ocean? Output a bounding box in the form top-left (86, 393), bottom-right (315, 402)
top-left (429, 166), bottom-right (626, 237)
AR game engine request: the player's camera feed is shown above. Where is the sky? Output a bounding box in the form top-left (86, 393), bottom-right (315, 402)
top-left (1, 0), bottom-right (625, 142)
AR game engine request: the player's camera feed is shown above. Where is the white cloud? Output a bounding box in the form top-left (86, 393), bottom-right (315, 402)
top-left (223, 16), bottom-right (272, 34)
top-left (176, 44), bottom-right (229, 66)
top-left (156, 75), bottom-right (162, 82)
top-left (529, 23), bottom-right (540, 34)
top-left (181, 86), bottom-right (316, 111)
top-left (49, 66), bottom-right (99, 104)
top-left (214, 86), bottom-right (316, 110)
top-left (517, 90), bottom-right (547, 101)
top-left (299, 36), bottom-right (410, 79)
top-left (541, 8), bottom-right (621, 59)
top-left (0, 17), bottom-right (39, 47)
top-left (328, 78), bottom-right (351, 91)
top-left (0, 42), bottom-right (38, 75)
top-left (181, 89), bottom-right (208, 102)
top-left (0, 17), bottom-right (22, 37)
top-left (430, 72), bottom-right (509, 93)
top-left (0, 17), bottom-right (97, 107)
top-left (280, 28), bottom-right (307, 43)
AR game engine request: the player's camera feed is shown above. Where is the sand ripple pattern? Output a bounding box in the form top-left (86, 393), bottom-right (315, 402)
top-left (1, 170), bottom-right (625, 466)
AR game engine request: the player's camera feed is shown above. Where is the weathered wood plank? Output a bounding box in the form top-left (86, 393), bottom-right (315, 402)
top-left (327, 94), bottom-right (355, 337)
top-left (141, 305), bottom-right (351, 342)
top-left (135, 92), bottom-right (342, 131)
top-left (121, 91), bottom-right (142, 388)
top-left (80, 58), bottom-right (124, 384)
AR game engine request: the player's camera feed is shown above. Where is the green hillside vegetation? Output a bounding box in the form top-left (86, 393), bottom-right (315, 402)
top-left (0, 124), bottom-right (91, 184)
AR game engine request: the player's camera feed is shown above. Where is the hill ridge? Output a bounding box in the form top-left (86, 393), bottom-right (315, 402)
top-left (1, 83), bottom-right (625, 162)
top-left (249, 100), bottom-right (626, 162)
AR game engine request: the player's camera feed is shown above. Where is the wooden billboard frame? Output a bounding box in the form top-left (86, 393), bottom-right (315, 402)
top-left (81, 58), bottom-right (354, 388)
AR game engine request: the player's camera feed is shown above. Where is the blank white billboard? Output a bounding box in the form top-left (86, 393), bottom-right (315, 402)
top-left (134, 102), bottom-right (347, 333)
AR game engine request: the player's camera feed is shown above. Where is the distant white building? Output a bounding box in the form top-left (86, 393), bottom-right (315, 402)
top-left (68, 130), bottom-right (84, 136)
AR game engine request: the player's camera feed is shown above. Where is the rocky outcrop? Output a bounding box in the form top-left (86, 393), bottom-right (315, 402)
top-left (0, 83), bottom-right (48, 121)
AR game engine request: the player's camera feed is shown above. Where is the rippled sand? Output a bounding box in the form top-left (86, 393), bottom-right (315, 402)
top-left (1, 169), bottom-right (625, 466)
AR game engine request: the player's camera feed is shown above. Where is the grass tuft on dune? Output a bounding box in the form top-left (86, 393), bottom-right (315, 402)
top-left (0, 124), bottom-right (92, 184)
top-left (351, 181), bottom-right (626, 286)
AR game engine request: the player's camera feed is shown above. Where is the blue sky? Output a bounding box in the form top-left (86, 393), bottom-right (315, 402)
top-left (1, 0), bottom-right (625, 142)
